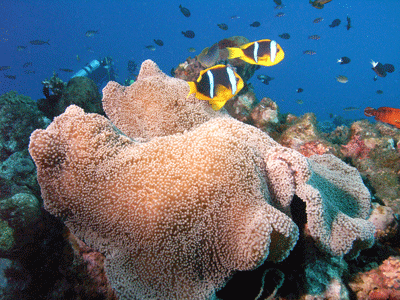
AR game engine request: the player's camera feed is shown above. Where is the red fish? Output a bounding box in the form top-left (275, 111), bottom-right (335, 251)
top-left (364, 107), bottom-right (400, 129)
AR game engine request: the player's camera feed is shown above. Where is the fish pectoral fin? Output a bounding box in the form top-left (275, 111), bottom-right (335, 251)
top-left (187, 81), bottom-right (197, 98)
top-left (227, 47), bottom-right (243, 59)
top-left (210, 99), bottom-right (227, 111)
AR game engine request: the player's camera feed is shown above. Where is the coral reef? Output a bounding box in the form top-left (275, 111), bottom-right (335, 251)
top-left (348, 256), bottom-right (400, 299)
top-left (0, 91), bottom-right (48, 161)
top-left (29, 60), bottom-right (376, 299)
top-left (38, 75), bottom-right (103, 119)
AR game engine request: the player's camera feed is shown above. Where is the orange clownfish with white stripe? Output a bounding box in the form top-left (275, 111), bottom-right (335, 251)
top-left (226, 39), bottom-right (285, 67)
top-left (187, 64), bottom-right (244, 111)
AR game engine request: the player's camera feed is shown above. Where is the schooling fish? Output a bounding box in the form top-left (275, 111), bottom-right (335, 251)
top-left (257, 74), bottom-right (274, 85)
top-left (276, 12), bottom-right (285, 17)
top-left (217, 23), bottom-right (228, 30)
top-left (329, 19), bottom-right (341, 28)
top-left (23, 62), bottom-right (33, 68)
top-left (154, 39), bottom-right (164, 46)
top-left (337, 57), bottom-right (351, 64)
top-left (309, 0), bottom-right (332, 9)
top-left (4, 74), bottom-right (16, 80)
top-left (0, 66), bottom-right (11, 71)
top-left (187, 64), bottom-right (244, 111)
top-left (85, 30), bottom-right (98, 37)
top-left (227, 39), bottom-right (284, 66)
top-left (383, 63), bottom-right (395, 73)
top-left (30, 39), bottom-right (50, 45)
top-left (303, 50), bottom-right (316, 55)
top-left (17, 45), bottom-right (27, 51)
top-left (179, 5), bottom-right (190, 17)
top-left (371, 60), bottom-right (387, 78)
top-left (308, 35), bottom-right (321, 40)
top-left (182, 30), bottom-right (195, 38)
top-left (336, 75), bottom-right (348, 83)
top-left (313, 17), bottom-right (324, 23)
top-left (145, 45), bottom-right (156, 51)
top-left (346, 15), bottom-right (352, 30)
top-left (364, 107), bottom-right (400, 129)
top-left (59, 68), bottom-right (74, 73)
top-left (296, 88), bottom-right (304, 93)
top-left (250, 21), bottom-right (261, 27)
top-left (278, 33), bottom-right (290, 39)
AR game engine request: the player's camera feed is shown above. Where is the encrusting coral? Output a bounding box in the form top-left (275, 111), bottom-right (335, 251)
top-left (29, 60), bottom-right (375, 299)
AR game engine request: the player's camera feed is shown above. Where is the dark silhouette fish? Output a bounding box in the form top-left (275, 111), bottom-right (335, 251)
top-left (313, 17), bottom-right (324, 23)
top-left (250, 21), bottom-right (261, 27)
top-left (217, 23), bottom-right (228, 30)
top-left (59, 68), bottom-right (74, 73)
top-left (179, 5), bottom-right (190, 17)
top-left (371, 60), bottom-right (386, 78)
top-left (296, 88), bottom-right (303, 93)
top-left (383, 63), bottom-right (395, 73)
top-left (30, 39), bottom-right (50, 45)
top-left (181, 30), bottom-right (195, 38)
top-left (0, 66), bottom-right (11, 71)
top-left (346, 16), bottom-right (351, 30)
top-left (257, 74), bottom-right (274, 85)
top-left (154, 39), bottom-right (164, 46)
top-left (278, 33), bottom-right (290, 39)
top-left (376, 90), bottom-right (383, 95)
top-left (337, 57), bottom-right (351, 64)
top-left (276, 12), bottom-right (285, 17)
top-left (85, 30), bottom-right (98, 37)
top-left (329, 19), bottom-right (341, 28)
top-left (4, 74), bottom-right (16, 79)
top-left (23, 62), bottom-right (32, 68)
top-left (303, 50), bottom-right (316, 55)
top-left (17, 45), bottom-right (27, 51)
top-left (273, 0), bottom-right (282, 5)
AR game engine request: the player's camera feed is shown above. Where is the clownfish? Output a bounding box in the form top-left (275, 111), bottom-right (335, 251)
top-left (187, 65), bottom-right (244, 111)
top-left (364, 107), bottom-right (400, 129)
top-left (226, 39), bottom-right (285, 67)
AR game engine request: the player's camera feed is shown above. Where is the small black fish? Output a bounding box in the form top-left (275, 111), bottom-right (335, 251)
top-left (59, 68), bottom-right (74, 73)
top-left (371, 60), bottom-right (387, 78)
top-left (257, 74), bottom-right (274, 85)
top-left (0, 66), bottom-right (11, 71)
top-left (181, 30), bottom-right (195, 38)
top-left (17, 45), bottom-right (27, 51)
top-left (337, 57), bottom-right (351, 64)
top-left (4, 74), bottom-right (16, 80)
top-left (179, 4), bottom-right (190, 17)
top-left (273, 0), bottom-right (282, 5)
top-left (23, 62), bottom-right (32, 68)
top-left (217, 23), bottom-right (228, 30)
top-left (376, 90), bottom-right (383, 95)
top-left (250, 21), bottom-right (261, 27)
top-left (30, 39), bottom-right (50, 45)
top-left (346, 15), bottom-right (351, 30)
top-left (329, 19), bottom-right (341, 28)
top-left (24, 70), bottom-right (35, 74)
top-left (383, 63), bottom-right (395, 73)
top-left (85, 30), bottom-right (98, 37)
top-left (154, 39), bottom-right (164, 46)
top-left (276, 12), bottom-right (285, 17)
top-left (278, 33), bottom-right (290, 39)
top-left (296, 88), bottom-right (303, 93)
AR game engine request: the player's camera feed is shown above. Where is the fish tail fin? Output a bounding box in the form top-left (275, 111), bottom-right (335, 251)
top-left (187, 81), bottom-right (197, 98)
top-left (226, 47), bottom-right (243, 60)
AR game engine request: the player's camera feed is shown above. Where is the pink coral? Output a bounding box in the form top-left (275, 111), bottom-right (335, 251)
top-left (341, 135), bottom-right (370, 159)
top-left (29, 60), bottom-right (376, 299)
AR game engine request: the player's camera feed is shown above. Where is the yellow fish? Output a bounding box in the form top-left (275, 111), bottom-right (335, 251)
top-left (226, 39), bottom-right (285, 66)
top-left (187, 65), bottom-right (244, 110)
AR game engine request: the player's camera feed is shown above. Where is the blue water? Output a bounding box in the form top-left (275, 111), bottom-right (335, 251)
top-left (2, 0), bottom-right (400, 121)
